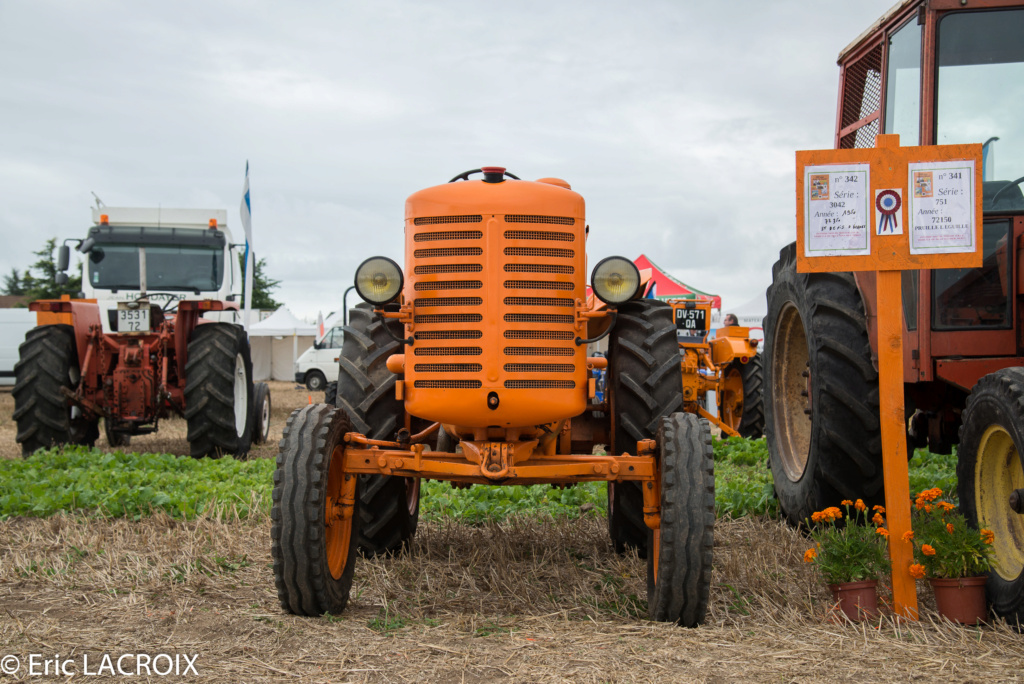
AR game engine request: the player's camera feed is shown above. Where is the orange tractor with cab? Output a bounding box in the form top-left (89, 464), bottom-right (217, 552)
top-left (272, 167), bottom-right (714, 625)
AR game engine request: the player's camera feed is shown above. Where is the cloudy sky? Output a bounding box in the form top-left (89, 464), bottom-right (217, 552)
top-left (0, 0), bottom-right (895, 320)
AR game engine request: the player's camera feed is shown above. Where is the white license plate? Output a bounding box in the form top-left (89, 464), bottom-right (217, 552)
top-left (117, 306), bottom-right (150, 333)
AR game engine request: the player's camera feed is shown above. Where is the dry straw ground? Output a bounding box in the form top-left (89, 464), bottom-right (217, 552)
top-left (1, 385), bottom-right (1023, 682)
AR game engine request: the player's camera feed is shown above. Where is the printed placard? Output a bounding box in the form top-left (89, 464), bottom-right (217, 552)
top-left (908, 160), bottom-right (976, 254)
top-left (804, 163), bottom-right (871, 257)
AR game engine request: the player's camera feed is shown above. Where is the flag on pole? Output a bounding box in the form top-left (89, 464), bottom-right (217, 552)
top-left (317, 311), bottom-right (325, 338)
top-left (239, 162), bottom-right (255, 331)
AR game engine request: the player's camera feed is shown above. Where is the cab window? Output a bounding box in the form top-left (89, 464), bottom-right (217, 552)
top-left (932, 220), bottom-right (1011, 329)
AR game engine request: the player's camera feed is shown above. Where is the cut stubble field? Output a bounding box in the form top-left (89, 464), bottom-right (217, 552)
top-left (1, 385), bottom-right (1023, 682)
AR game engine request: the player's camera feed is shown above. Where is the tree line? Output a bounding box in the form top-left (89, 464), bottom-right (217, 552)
top-left (2, 238), bottom-right (281, 309)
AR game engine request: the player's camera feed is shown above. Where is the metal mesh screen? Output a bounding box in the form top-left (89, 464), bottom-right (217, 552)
top-left (839, 43), bottom-right (883, 149)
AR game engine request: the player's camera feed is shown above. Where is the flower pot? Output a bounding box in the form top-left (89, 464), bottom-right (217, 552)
top-left (828, 580), bottom-right (879, 621)
top-left (930, 576), bottom-right (988, 625)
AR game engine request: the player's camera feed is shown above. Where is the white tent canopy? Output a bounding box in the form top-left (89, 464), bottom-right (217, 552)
top-left (248, 307), bottom-right (317, 381)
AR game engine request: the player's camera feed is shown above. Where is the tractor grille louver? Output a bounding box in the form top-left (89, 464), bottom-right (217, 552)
top-left (414, 230), bottom-right (483, 241)
top-left (415, 380), bottom-right (482, 389)
top-left (504, 313), bottom-right (573, 324)
top-left (504, 380), bottom-right (576, 389)
top-left (504, 280), bottom-right (574, 291)
top-left (504, 215), bottom-right (575, 225)
top-left (415, 313), bottom-right (482, 324)
top-left (503, 330), bottom-right (573, 340)
top-left (503, 230), bottom-right (575, 242)
top-left (504, 247), bottom-right (574, 259)
top-left (415, 247), bottom-right (483, 258)
top-left (504, 297), bottom-right (574, 308)
top-left (504, 346), bottom-right (575, 357)
top-left (415, 264), bottom-right (483, 274)
top-left (414, 297), bottom-right (483, 307)
top-left (414, 347), bottom-right (483, 356)
top-left (414, 215), bottom-right (483, 225)
top-left (504, 363), bottom-right (575, 373)
top-left (416, 330), bottom-right (483, 340)
top-left (413, 280), bottom-right (482, 291)
top-left (504, 264), bottom-right (574, 274)
top-left (414, 363), bottom-right (483, 373)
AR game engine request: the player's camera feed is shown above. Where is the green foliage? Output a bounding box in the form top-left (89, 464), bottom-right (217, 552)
top-left (2, 267), bottom-right (27, 296)
top-left (908, 448), bottom-right (959, 501)
top-left (909, 488), bottom-right (993, 579)
top-left (419, 480), bottom-right (606, 523)
top-left (713, 437), bottom-right (777, 518)
top-left (804, 503), bottom-right (891, 584)
top-left (11, 238), bottom-right (84, 302)
top-left (238, 254), bottom-right (281, 310)
top-left (0, 447), bottom-right (273, 520)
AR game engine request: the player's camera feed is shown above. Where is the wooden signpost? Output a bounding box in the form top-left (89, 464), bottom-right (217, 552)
top-left (795, 133), bottom-right (983, 618)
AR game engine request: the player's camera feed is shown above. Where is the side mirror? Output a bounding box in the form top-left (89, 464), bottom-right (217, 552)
top-left (55, 272), bottom-right (69, 285)
top-left (78, 237), bottom-right (96, 253)
top-left (57, 245), bottom-right (70, 271)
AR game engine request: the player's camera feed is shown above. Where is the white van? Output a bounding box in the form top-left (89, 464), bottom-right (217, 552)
top-left (294, 326), bottom-right (344, 391)
top-left (0, 309), bottom-right (36, 386)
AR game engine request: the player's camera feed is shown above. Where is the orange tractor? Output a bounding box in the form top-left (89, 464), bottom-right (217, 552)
top-left (272, 167), bottom-right (714, 625)
top-left (764, 0), bottom-right (1024, 621)
top-left (668, 299), bottom-right (763, 439)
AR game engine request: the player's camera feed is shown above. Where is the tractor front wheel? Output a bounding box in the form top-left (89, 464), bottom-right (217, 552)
top-left (271, 404), bottom-right (359, 616)
top-left (184, 323), bottom-right (254, 458)
top-left (958, 368), bottom-right (1024, 623)
top-left (252, 382), bottom-right (272, 444)
top-left (647, 412), bottom-right (715, 626)
top-left (13, 324), bottom-right (98, 456)
top-left (607, 299), bottom-right (684, 557)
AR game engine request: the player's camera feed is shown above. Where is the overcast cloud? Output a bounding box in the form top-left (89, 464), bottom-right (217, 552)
top-left (0, 0), bottom-right (896, 319)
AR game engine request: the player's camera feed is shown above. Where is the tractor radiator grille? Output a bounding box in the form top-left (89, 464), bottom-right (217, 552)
top-left (415, 380), bottom-right (483, 389)
top-left (504, 330), bottom-right (573, 340)
top-left (407, 211), bottom-right (587, 412)
top-left (504, 363), bottom-right (575, 373)
top-left (504, 380), bottom-right (576, 389)
top-left (415, 264), bottom-right (483, 274)
top-left (414, 215), bottom-right (483, 225)
top-left (413, 280), bottom-right (482, 291)
top-left (504, 346), bottom-right (575, 357)
top-left (414, 347), bottom-right (483, 356)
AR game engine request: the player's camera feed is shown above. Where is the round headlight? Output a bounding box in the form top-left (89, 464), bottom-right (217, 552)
top-left (591, 257), bottom-right (640, 305)
top-left (355, 256), bottom-right (404, 306)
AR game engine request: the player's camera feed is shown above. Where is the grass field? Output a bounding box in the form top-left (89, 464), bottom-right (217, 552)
top-left (1, 384), bottom-right (1022, 682)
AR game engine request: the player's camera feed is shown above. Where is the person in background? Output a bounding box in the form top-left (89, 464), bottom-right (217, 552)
top-left (723, 313), bottom-right (739, 327)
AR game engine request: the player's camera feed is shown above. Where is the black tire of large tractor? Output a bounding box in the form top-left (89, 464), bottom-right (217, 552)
top-left (957, 368), bottom-right (1024, 624)
top-left (727, 355), bottom-right (765, 439)
top-left (184, 323), bottom-right (254, 458)
top-left (324, 381), bottom-right (338, 407)
top-left (647, 412), bottom-right (715, 626)
top-left (607, 299), bottom-right (685, 558)
top-left (337, 303), bottom-right (419, 557)
top-left (252, 382), bottom-right (272, 444)
top-left (271, 404), bottom-right (359, 616)
top-left (764, 242), bottom-right (883, 526)
top-left (13, 324), bottom-right (98, 456)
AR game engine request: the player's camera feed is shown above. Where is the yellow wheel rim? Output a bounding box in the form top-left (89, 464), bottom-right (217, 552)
top-left (976, 424), bottom-right (1024, 581)
top-left (770, 303), bottom-right (811, 482)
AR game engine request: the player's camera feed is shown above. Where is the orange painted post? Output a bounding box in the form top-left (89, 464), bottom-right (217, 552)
top-left (795, 133), bottom-right (982, 619)
top-left (875, 269), bottom-right (917, 618)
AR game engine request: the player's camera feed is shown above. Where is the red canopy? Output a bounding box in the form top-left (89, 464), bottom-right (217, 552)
top-left (634, 255), bottom-right (721, 309)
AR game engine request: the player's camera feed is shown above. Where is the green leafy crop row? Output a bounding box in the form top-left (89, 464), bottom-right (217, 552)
top-left (0, 438), bottom-right (957, 522)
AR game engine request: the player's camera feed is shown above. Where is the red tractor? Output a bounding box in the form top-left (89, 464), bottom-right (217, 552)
top-left (764, 0), bottom-right (1024, 620)
top-left (13, 208), bottom-right (270, 457)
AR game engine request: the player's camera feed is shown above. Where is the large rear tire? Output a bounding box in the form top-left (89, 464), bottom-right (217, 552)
top-left (647, 413), bottom-right (715, 626)
top-left (184, 323), bottom-right (254, 458)
top-left (337, 304), bottom-right (419, 556)
top-left (271, 404), bottom-right (359, 616)
top-left (764, 242), bottom-right (883, 526)
top-left (607, 299), bottom-right (685, 557)
top-left (957, 368), bottom-right (1024, 623)
top-left (13, 325), bottom-right (98, 456)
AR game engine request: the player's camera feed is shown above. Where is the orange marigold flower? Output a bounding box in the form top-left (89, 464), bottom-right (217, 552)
top-left (922, 544), bottom-right (936, 556)
top-left (841, 500), bottom-right (853, 506)
top-left (938, 501), bottom-right (955, 512)
top-left (947, 523), bottom-right (955, 534)
top-left (803, 548), bottom-right (817, 563)
top-left (923, 504), bottom-right (933, 513)
top-left (873, 505), bottom-right (886, 513)
top-left (909, 563), bottom-right (926, 579)
top-left (811, 511), bottom-right (824, 523)
top-left (855, 499), bottom-right (867, 512)
top-left (876, 528), bottom-right (890, 537)
top-left (902, 530), bottom-right (914, 542)
top-left (981, 529), bottom-right (995, 545)
top-left (823, 507), bottom-right (843, 520)
top-left (872, 513), bottom-right (885, 526)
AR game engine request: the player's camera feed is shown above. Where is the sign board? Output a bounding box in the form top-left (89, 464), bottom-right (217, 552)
top-left (792, 134), bottom-right (982, 620)
top-left (796, 136), bottom-right (982, 273)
